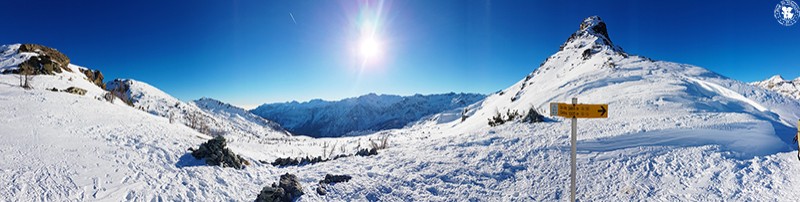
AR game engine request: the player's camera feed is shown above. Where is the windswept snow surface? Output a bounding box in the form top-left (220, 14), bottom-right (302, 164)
top-left (3, 16), bottom-right (800, 201)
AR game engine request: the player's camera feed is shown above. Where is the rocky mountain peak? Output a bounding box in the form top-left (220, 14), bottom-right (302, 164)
top-left (560, 16), bottom-right (621, 52)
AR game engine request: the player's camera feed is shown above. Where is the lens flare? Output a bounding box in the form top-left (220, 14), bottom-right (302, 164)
top-left (355, 1), bottom-right (386, 66)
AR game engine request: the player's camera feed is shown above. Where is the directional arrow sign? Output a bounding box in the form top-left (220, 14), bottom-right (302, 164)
top-left (550, 103), bottom-right (608, 118)
top-left (551, 99), bottom-right (609, 202)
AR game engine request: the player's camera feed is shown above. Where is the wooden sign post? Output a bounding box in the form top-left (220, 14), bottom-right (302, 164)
top-left (550, 98), bottom-right (609, 202)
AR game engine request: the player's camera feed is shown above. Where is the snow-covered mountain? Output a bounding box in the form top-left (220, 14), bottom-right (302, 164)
top-left (251, 93), bottom-right (485, 137)
top-left (4, 16), bottom-right (800, 201)
top-left (751, 75), bottom-right (800, 100)
top-left (106, 78), bottom-right (290, 140)
top-left (429, 16), bottom-right (800, 157)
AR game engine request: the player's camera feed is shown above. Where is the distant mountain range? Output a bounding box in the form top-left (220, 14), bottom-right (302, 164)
top-left (250, 93), bottom-right (485, 137)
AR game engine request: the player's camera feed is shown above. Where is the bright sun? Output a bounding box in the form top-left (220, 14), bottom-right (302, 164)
top-left (354, 1), bottom-right (387, 67)
top-left (359, 36), bottom-right (382, 60)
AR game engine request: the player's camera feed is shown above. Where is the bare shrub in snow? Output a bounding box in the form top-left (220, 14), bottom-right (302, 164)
top-left (185, 111), bottom-right (210, 134)
top-left (488, 111), bottom-right (506, 127)
top-left (370, 135), bottom-right (389, 150)
top-left (489, 109), bottom-right (540, 127)
top-left (18, 67), bottom-right (34, 89)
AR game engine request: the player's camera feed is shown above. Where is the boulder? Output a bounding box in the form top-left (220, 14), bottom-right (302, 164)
top-left (355, 148), bottom-right (378, 156)
top-left (256, 183), bottom-right (286, 202)
top-left (17, 44), bottom-right (71, 75)
top-left (319, 174), bottom-right (352, 184)
top-left (63, 87), bottom-right (87, 95)
top-left (255, 173), bottom-right (304, 202)
top-left (189, 136), bottom-right (247, 169)
top-left (279, 173), bottom-right (304, 200)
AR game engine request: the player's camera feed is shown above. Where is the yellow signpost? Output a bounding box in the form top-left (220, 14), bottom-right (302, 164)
top-left (550, 103), bottom-right (608, 118)
top-left (550, 98), bottom-right (609, 202)
top-left (796, 120), bottom-right (799, 161)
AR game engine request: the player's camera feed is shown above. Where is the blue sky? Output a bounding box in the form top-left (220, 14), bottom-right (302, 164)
top-left (2, 0), bottom-right (798, 109)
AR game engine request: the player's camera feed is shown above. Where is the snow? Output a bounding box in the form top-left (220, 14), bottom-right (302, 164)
top-left (3, 15), bottom-right (800, 201)
top-left (0, 44), bottom-right (37, 73)
top-left (106, 79), bottom-right (290, 141)
top-left (752, 74), bottom-right (800, 100)
top-left (689, 77), bottom-right (768, 112)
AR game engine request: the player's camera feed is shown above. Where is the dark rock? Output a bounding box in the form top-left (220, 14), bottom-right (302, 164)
top-left (189, 136), bottom-right (247, 169)
top-left (319, 174), bottom-right (352, 184)
top-left (256, 173), bottom-right (304, 202)
top-left (522, 108), bottom-right (545, 123)
top-left (16, 44), bottom-right (71, 75)
top-left (355, 148), bottom-right (378, 156)
top-left (279, 173), bottom-right (304, 200)
top-left (315, 185), bottom-right (327, 195)
top-left (582, 49), bottom-right (593, 60)
top-left (106, 79), bottom-right (134, 106)
top-left (63, 87), bottom-right (87, 95)
top-left (559, 16), bottom-right (621, 52)
top-left (255, 183), bottom-right (285, 202)
top-left (80, 68), bottom-right (105, 89)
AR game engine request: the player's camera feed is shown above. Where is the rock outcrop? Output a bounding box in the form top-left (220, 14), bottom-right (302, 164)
top-left (17, 44), bottom-right (71, 74)
top-left (63, 87), bottom-right (87, 95)
top-left (560, 16), bottom-right (623, 53)
top-left (80, 68), bottom-right (105, 89)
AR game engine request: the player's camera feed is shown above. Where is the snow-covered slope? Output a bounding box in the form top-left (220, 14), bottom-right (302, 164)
top-left (426, 16), bottom-right (800, 158)
top-left (193, 97), bottom-right (290, 138)
top-left (0, 44), bottom-right (38, 73)
top-left (1, 44), bottom-right (118, 101)
top-left (106, 78), bottom-right (290, 140)
top-left (751, 75), bottom-right (800, 100)
top-left (4, 16), bottom-right (800, 201)
top-left (251, 93), bottom-right (485, 137)
top-left (0, 75), bottom-right (284, 201)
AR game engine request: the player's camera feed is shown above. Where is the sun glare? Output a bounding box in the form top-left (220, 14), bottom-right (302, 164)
top-left (353, 1), bottom-right (387, 67)
top-left (359, 36), bottom-right (382, 60)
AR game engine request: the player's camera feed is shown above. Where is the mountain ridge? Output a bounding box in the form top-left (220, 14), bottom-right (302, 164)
top-left (751, 74), bottom-right (800, 100)
top-left (251, 92), bottom-right (486, 137)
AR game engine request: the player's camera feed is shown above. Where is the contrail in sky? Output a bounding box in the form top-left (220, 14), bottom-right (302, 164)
top-left (289, 12), bottom-right (297, 25)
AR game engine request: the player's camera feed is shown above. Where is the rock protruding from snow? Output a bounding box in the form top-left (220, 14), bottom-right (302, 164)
top-left (256, 173), bottom-right (304, 202)
top-left (560, 16), bottom-right (622, 53)
top-left (189, 136), bottom-right (248, 169)
top-left (751, 75), bottom-right (800, 99)
top-left (1, 43), bottom-right (107, 89)
top-left (16, 44), bottom-right (72, 75)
